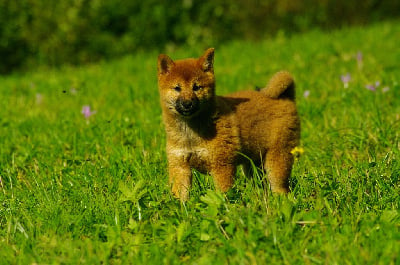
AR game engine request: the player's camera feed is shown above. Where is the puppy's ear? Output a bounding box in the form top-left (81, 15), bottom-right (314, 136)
top-left (158, 54), bottom-right (174, 74)
top-left (199, 48), bottom-right (214, 72)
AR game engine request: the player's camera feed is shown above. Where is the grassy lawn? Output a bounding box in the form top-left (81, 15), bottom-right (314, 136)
top-left (1, 20), bottom-right (399, 264)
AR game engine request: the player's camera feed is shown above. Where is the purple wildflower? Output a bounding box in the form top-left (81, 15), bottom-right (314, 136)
top-left (365, 81), bottom-right (381, 92)
top-left (365, 84), bottom-right (376, 91)
top-left (82, 105), bottom-right (96, 119)
top-left (382, 86), bottom-right (390, 93)
top-left (303, 90), bottom-right (310, 98)
top-left (340, 73), bottom-right (351, 88)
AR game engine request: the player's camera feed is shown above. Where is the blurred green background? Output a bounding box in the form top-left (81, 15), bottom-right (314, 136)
top-left (1, 0), bottom-right (399, 74)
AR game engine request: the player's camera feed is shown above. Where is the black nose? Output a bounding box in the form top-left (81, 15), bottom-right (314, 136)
top-left (176, 97), bottom-right (199, 116)
top-left (181, 100), bottom-right (193, 110)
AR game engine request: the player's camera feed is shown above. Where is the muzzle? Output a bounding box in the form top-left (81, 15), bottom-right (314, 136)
top-left (175, 97), bottom-right (199, 117)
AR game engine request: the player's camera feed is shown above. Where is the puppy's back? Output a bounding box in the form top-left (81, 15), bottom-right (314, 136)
top-left (222, 89), bottom-right (299, 162)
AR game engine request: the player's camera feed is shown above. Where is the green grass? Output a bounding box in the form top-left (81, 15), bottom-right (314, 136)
top-left (1, 20), bottom-right (400, 264)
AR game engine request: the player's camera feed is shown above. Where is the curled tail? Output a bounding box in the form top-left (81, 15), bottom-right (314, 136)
top-left (261, 71), bottom-right (295, 100)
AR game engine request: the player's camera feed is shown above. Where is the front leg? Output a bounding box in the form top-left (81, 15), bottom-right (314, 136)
top-left (211, 163), bottom-right (235, 193)
top-left (167, 151), bottom-right (192, 201)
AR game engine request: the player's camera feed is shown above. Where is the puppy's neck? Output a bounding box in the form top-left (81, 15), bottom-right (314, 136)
top-left (165, 100), bottom-right (217, 140)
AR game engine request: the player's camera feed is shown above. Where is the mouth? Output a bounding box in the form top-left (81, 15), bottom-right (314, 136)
top-left (176, 107), bottom-right (199, 117)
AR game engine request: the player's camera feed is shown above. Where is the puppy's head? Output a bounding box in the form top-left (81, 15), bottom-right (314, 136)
top-left (157, 48), bottom-right (215, 119)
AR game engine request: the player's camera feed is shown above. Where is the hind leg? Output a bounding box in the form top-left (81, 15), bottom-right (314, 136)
top-left (264, 147), bottom-right (294, 193)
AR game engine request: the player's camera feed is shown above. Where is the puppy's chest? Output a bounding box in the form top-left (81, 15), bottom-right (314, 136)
top-left (169, 143), bottom-right (211, 172)
top-left (167, 126), bottom-right (213, 170)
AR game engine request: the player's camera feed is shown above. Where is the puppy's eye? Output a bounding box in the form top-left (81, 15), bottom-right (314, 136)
top-left (173, 86), bottom-right (181, 92)
top-left (193, 84), bottom-right (202, 91)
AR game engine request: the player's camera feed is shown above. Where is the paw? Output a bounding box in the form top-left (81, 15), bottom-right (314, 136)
top-left (172, 184), bottom-right (189, 201)
top-left (270, 185), bottom-right (289, 194)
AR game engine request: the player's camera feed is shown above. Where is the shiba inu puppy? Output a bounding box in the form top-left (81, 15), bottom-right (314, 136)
top-left (157, 48), bottom-right (300, 201)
